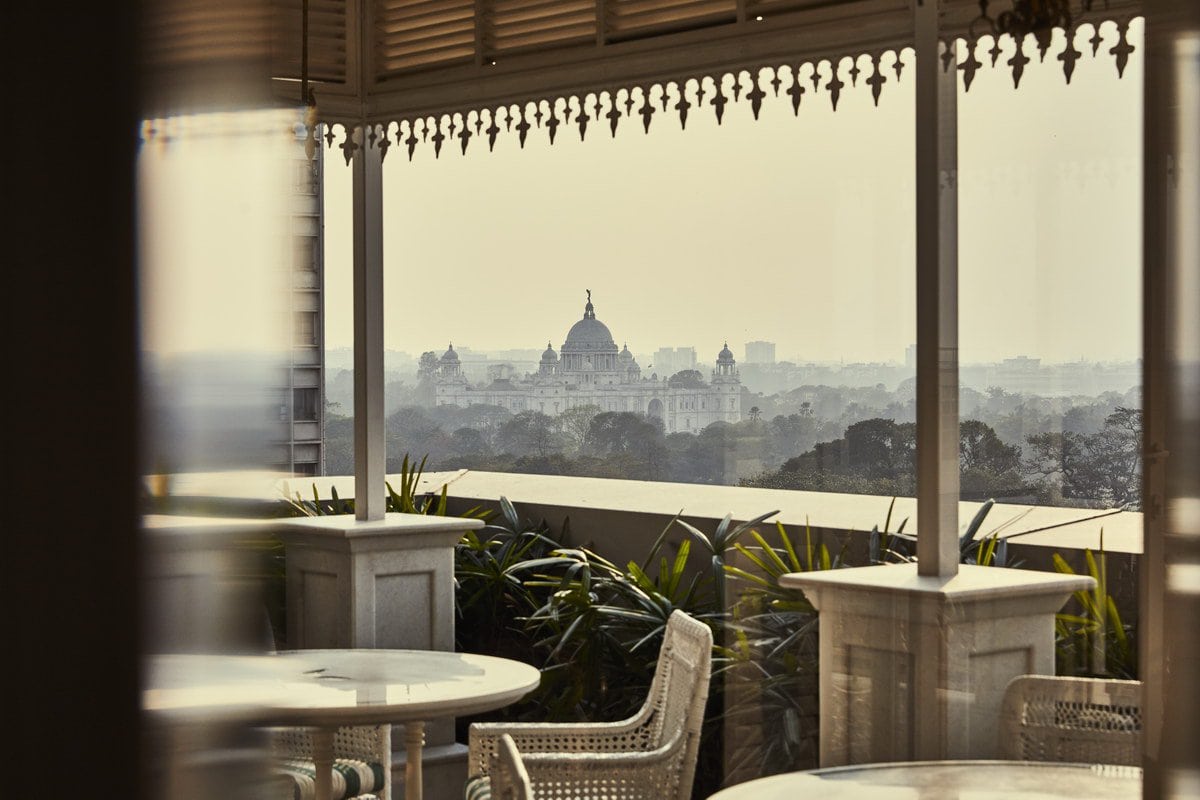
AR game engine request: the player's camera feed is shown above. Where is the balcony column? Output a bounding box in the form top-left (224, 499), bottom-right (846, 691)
top-left (913, 0), bottom-right (959, 579)
top-left (1141, 0), bottom-right (1200, 795)
top-left (282, 126), bottom-right (481, 797)
top-left (781, 0), bottom-right (1097, 768)
top-left (352, 123), bottom-right (386, 522)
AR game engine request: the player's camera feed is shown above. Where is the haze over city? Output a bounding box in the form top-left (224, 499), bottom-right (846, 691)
top-left (321, 23), bottom-right (1141, 366)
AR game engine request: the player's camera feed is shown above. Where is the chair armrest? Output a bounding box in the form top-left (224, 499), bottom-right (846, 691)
top-left (487, 731), bottom-right (691, 800)
top-left (468, 711), bottom-right (653, 777)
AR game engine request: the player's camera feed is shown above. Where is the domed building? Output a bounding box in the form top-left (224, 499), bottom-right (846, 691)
top-left (434, 292), bottom-right (741, 432)
top-left (438, 343), bottom-right (463, 378)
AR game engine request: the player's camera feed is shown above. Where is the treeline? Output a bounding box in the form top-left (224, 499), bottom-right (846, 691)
top-left (327, 403), bottom-right (753, 484)
top-left (743, 417), bottom-right (1024, 499)
top-left (322, 389), bottom-right (1142, 509)
top-left (745, 407), bottom-right (1142, 508)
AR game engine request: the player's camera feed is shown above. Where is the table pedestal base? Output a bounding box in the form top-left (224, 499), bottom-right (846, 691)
top-left (311, 729), bottom-right (335, 800)
top-left (404, 722), bottom-right (426, 800)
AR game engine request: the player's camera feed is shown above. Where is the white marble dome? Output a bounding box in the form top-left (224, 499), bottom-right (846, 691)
top-left (562, 294), bottom-right (617, 354)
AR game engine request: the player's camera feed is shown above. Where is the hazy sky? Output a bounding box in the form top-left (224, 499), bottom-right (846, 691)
top-left (140, 110), bottom-right (292, 357)
top-left (323, 22), bottom-right (1142, 365)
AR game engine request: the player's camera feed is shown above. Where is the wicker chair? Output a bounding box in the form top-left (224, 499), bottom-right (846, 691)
top-left (1000, 674), bottom-right (1143, 766)
top-left (273, 725), bottom-right (392, 800)
top-left (466, 610), bottom-right (714, 800)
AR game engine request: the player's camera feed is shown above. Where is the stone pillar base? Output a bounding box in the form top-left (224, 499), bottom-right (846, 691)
top-left (781, 563), bottom-right (1093, 765)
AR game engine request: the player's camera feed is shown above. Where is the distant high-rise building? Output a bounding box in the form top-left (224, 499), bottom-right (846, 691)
top-left (905, 343), bottom-right (917, 371)
top-left (272, 129), bottom-right (325, 476)
top-left (744, 340), bottom-right (776, 364)
top-left (653, 346), bottom-right (697, 378)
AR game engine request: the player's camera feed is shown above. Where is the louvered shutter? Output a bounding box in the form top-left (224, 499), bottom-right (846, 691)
top-left (605, 0), bottom-right (737, 42)
top-left (744, 0), bottom-right (852, 14)
top-left (272, 0), bottom-right (349, 83)
top-left (375, 0), bottom-right (477, 77)
top-left (145, 0), bottom-right (273, 72)
top-left (486, 0), bottom-right (597, 57)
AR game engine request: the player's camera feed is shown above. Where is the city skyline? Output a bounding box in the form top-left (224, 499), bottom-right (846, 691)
top-left (322, 23), bottom-right (1142, 365)
top-left (324, 343), bottom-right (1142, 369)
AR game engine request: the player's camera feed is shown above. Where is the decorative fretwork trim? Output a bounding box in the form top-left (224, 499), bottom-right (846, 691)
top-left (301, 12), bottom-right (1138, 165)
top-left (138, 13), bottom-right (1141, 160)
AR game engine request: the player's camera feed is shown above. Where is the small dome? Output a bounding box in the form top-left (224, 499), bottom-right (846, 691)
top-left (440, 343), bottom-right (460, 363)
top-left (619, 344), bottom-right (634, 362)
top-left (717, 342), bottom-right (735, 362)
top-left (541, 342), bottom-right (558, 362)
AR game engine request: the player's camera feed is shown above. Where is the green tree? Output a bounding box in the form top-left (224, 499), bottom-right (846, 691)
top-left (958, 419), bottom-right (1026, 499)
top-left (414, 351), bottom-right (439, 405)
top-left (1024, 407), bottom-right (1141, 507)
top-left (386, 405), bottom-right (452, 468)
top-left (557, 404), bottom-right (601, 454)
top-left (960, 419), bottom-right (1021, 474)
top-left (1088, 407), bottom-right (1141, 505)
top-left (842, 418), bottom-right (915, 480)
top-left (582, 412), bottom-right (669, 480)
top-left (322, 412), bottom-right (354, 476)
top-left (667, 369), bottom-right (705, 388)
top-left (765, 413), bottom-right (822, 465)
top-left (430, 403), bottom-right (512, 445)
top-left (583, 412), bottom-right (657, 456)
top-left (449, 427), bottom-right (492, 460)
top-left (496, 411), bottom-right (563, 458)
top-left (684, 422), bottom-right (738, 484)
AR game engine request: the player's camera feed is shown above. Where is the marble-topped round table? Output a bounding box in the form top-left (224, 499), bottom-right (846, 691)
top-left (146, 649), bottom-right (541, 800)
top-left (707, 760), bottom-right (1142, 800)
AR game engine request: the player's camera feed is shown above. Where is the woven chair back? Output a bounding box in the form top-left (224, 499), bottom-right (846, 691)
top-left (1000, 674), bottom-right (1142, 766)
top-left (647, 610), bottom-right (713, 800)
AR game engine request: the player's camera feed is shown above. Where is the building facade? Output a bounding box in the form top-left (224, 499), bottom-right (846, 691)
top-left (271, 129), bottom-right (325, 476)
top-left (435, 294), bottom-right (741, 433)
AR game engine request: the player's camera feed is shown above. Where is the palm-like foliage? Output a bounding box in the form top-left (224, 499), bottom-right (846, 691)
top-left (521, 511), bottom-right (727, 722)
top-left (867, 496), bottom-right (912, 564)
top-left (720, 521), bottom-right (842, 778)
top-left (455, 497), bottom-right (573, 659)
top-left (283, 481), bottom-right (354, 516)
top-left (283, 454), bottom-right (490, 518)
top-left (666, 509), bottom-right (780, 615)
top-left (1051, 532), bottom-right (1136, 679)
top-left (868, 497), bottom-right (1021, 568)
top-left (523, 545), bottom-right (667, 720)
